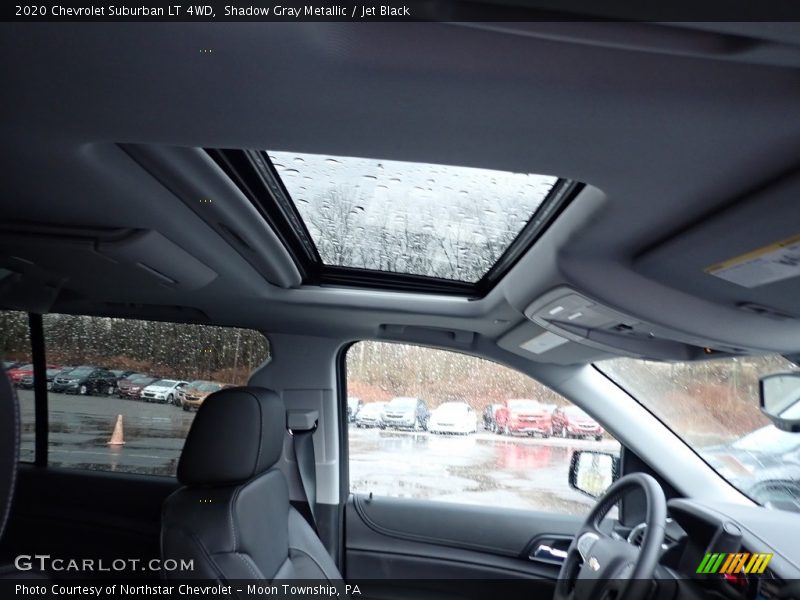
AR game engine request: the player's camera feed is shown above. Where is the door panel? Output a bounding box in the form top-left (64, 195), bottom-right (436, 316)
top-left (345, 494), bottom-right (581, 599)
top-left (0, 465), bottom-right (178, 578)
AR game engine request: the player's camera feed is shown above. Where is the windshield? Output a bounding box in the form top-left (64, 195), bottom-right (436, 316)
top-left (387, 397), bottom-right (417, 409)
top-left (359, 403), bottom-right (384, 415)
top-left (564, 406), bottom-right (589, 418)
top-left (597, 355), bottom-right (800, 512)
top-left (197, 383), bottom-right (222, 392)
top-left (152, 380), bottom-right (178, 387)
top-left (732, 425), bottom-right (800, 453)
top-left (507, 399), bottom-right (541, 412)
top-left (66, 368), bottom-right (92, 377)
top-left (435, 402), bottom-right (468, 413)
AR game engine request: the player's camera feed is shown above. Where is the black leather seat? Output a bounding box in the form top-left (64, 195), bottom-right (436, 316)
top-left (161, 387), bottom-right (342, 581)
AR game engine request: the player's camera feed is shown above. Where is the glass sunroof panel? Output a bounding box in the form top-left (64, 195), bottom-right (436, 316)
top-left (267, 151), bottom-right (558, 283)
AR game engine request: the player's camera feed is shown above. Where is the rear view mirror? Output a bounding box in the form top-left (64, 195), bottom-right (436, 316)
top-left (568, 450), bottom-right (619, 498)
top-left (760, 372), bottom-right (800, 432)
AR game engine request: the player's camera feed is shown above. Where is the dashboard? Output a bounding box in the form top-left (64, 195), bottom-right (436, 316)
top-left (654, 499), bottom-right (800, 599)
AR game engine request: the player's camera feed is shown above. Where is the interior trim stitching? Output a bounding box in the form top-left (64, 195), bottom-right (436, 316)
top-left (234, 552), bottom-right (263, 579)
top-left (229, 487), bottom-right (240, 551)
top-left (288, 545), bottom-right (334, 581)
top-left (170, 526), bottom-right (228, 582)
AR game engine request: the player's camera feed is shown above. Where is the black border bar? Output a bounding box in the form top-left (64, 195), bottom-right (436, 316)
top-left (6, 0), bottom-right (800, 22)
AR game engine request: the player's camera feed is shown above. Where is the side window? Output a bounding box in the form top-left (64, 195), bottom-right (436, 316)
top-left (43, 313), bottom-right (270, 476)
top-left (346, 341), bottom-right (620, 515)
top-left (0, 310), bottom-right (34, 463)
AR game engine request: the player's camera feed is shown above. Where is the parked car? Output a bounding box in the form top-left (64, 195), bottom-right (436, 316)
top-left (123, 376), bottom-right (159, 400)
top-left (494, 399), bottom-right (552, 437)
top-left (1, 361), bottom-right (23, 370)
top-left (18, 366), bottom-right (71, 390)
top-left (176, 379), bottom-right (205, 407)
top-left (482, 403), bottom-right (503, 431)
top-left (428, 401), bottom-right (478, 435)
top-left (17, 373), bottom-right (35, 389)
top-left (8, 363), bottom-right (39, 385)
top-left (355, 401), bottom-right (386, 428)
top-left (140, 379), bottom-right (188, 404)
top-left (6, 363), bottom-right (32, 384)
top-left (116, 373), bottom-right (154, 398)
top-left (551, 405), bottom-right (604, 441)
top-left (109, 369), bottom-right (137, 380)
top-left (51, 366), bottom-right (118, 396)
top-left (701, 425), bottom-right (800, 512)
top-left (381, 396), bottom-right (429, 430)
top-left (181, 381), bottom-right (232, 411)
top-left (11, 363), bottom-right (61, 385)
top-left (347, 396), bottom-right (363, 423)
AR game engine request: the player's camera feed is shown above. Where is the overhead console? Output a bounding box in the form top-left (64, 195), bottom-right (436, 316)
top-left (524, 288), bottom-right (745, 361)
top-left (517, 169), bottom-right (800, 362)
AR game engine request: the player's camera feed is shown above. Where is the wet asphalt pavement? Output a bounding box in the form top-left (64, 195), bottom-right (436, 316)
top-left (349, 426), bottom-right (619, 514)
top-left (18, 389), bottom-right (196, 475)
top-left (18, 390), bottom-right (619, 514)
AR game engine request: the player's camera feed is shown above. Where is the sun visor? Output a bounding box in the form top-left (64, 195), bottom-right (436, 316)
top-left (96, 229), bottom-right (217, 289)
top-left (636, 171), bottom-right (800, 323)
top-left (0, 225), bottom-right (217, 299)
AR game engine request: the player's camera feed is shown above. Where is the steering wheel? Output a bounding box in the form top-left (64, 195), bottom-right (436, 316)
top-left (554, 473), bottom-right (667, 600)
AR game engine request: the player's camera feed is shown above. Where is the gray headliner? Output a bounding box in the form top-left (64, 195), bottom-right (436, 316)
top-left (2, 22), bottom-right (800, 361)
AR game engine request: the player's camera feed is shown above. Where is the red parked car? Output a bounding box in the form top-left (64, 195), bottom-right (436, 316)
top-left (494, 399), bottom-right (552, 437)
top-left (116, 374), bottom-right (157, 399)
top-left (8, 363), bottom-right (59, 385)
top-left (551, 405), bottom-right (604, 441)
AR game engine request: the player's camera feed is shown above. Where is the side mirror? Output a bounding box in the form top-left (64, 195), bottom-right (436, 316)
top-left (568, 450), bottom-right (620, 498)
top-left (760, 372), bottom-right (800, 432)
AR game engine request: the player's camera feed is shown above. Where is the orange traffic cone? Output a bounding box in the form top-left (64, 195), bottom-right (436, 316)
top-left (107, 414), bottom-right (126, 446)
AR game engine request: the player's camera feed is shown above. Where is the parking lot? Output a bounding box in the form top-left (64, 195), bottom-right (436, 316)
top-left (349, 426), bottom-right (619, 514)
top-left (17, 389), bottom-right (619, 514)
top-left (17, 389), bottom-right (196, 476)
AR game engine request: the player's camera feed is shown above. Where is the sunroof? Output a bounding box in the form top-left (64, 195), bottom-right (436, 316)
top-left (266, 151), bottom-right (559, 283)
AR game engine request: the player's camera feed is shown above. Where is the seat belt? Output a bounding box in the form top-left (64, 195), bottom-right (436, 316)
top-left (287, 409), bottom-right (319, 532)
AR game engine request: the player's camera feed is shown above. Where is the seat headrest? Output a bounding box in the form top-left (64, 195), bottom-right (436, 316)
top-left (0, 368), bottom-right (19, 541)
top-left (177, 387), bottom-right (285, 486)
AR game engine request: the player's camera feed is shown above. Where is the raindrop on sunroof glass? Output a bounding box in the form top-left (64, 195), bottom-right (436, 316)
top-left (265, 150), bottom-right (558, 283)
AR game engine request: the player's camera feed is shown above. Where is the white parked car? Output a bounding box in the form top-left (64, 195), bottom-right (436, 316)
top-left (427, 401), bottom-right (478, 435)
top-left (355, 401), bottom-right (387, 428)
top-left (140, 379), bottom-right (188, 404)
top-left (347, 396), bottom-right (363, 422)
